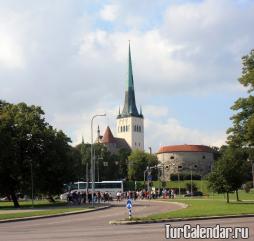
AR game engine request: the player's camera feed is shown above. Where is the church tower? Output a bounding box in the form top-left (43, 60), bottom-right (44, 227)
top-left (116, 43), bottom-right (144, 151)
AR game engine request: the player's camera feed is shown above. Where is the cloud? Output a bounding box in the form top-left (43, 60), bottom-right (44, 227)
top-left (99, 4), bottom-right (119, 22)
top-left (145, 117), bottom-right (227, 152)
top-left (0, 0), bottom-right (253, 152)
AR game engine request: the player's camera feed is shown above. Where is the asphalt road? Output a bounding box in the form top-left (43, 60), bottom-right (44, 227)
top-left (0, 200), bottom-right (253, 241)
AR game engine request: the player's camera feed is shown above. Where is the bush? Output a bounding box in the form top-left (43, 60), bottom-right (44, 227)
top-left (170, 173), bottom-right (201, 181)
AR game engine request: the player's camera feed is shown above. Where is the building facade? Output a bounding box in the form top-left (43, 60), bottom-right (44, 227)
top-left (157, 145), bottom-right (214, 181)
top-left (116, 43), bottom-right (144, 151)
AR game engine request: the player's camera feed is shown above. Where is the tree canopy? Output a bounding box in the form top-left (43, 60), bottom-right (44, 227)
top-left (227, 49), bottom-right (254, 151)
top-left (0, 101), bottom-right (80, 207)
top-left (208, 146), bottom-right (248, 202)
top-left (128, 149), bottom-right (158, 180)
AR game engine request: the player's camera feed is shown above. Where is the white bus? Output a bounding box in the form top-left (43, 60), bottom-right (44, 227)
top-left (60, 181), bottom-right (123, 200)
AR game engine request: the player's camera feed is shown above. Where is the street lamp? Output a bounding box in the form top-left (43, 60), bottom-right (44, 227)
top-left (26, 133), bottom-right (34, 208)
top-left (91, 114), bottom-right (106, 207)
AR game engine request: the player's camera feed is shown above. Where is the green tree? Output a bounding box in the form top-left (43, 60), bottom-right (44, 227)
top-left (128, 149), bottom-right (158, 180)
top-left (227, 49), bottom-right (254, 151)
top-left (208, 146), bottom-right (248, 203)
top-left (0, 101), bottom-right (79, 207)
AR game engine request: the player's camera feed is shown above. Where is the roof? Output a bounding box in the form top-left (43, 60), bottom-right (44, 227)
top-left (102, 126), bottom-right (115, 143)
top-left (157, 145), bottom-right (213, 154)
top-left (118, 43), bottom-right (143, 119)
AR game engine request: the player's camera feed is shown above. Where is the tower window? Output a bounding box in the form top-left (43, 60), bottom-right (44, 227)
top-left (121, 126), bottom-right (122, 132)
top-left (202, 155), bottom-right (206, 159)
top-left (126, 125), bottom-right (128, 132)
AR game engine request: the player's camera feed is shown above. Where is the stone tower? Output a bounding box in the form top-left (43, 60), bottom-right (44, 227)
top-left (116, 43), bottom-right (144, 151)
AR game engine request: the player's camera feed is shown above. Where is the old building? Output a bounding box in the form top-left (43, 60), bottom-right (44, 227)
top-left (157, 145), bottom-right (214, 181)
top-left (116, 43), bottom-right (144, 151)
top-left (99, 126), bottom-right (130, 154)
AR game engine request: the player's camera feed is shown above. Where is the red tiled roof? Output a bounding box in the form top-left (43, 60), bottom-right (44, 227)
top-left (157, 145), bottom-right (213, 154)
top-left (102, 126), bottom-right (115, 143)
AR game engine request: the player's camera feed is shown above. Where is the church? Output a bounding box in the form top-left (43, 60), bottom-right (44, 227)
top-left (98, 43), bottom-right (144, 153)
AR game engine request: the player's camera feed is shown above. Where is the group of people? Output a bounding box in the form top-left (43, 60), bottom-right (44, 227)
top-left (66, 188), bottom-right (178, 205)
top-left (116, 188), bottom-right (177, 201)
top-left (67, 191), bottom-right (112, 205)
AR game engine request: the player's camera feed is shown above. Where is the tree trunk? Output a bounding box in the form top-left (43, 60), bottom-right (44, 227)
top-left (236, 189), bottom-right (239, 201)
top-left (10, 191), bottom-right (20, 208)
top-left (226, 192), bottom-right (229, 203)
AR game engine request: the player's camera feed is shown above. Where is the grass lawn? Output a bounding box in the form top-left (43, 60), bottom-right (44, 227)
top-left (0, 200), bottom-right (67, 209)
top-left (0, 200), bottom-right (93, 220)
top-left (0, 207), bottom-right (91, 220)
top-left (133, 190), bottom-right (254, 221)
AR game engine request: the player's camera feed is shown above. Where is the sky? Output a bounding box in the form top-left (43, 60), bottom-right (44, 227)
top-left (0, 0), bottom-right (253, 152)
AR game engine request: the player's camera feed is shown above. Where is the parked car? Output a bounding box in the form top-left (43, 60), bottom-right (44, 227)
top-left (184, 191), bottom-right (203, 197)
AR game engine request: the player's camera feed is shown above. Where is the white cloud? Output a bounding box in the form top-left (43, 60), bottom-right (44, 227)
top-left (0, 0), bottom-right (253, 151)
top-left (145, 117), bottom-right (227, 152)
top-left (143, 105), bottom-right (169, 118)
top-left (0, 9), bottom-right (26, 69)
top-left (99, 4), bottom-right (119, 22)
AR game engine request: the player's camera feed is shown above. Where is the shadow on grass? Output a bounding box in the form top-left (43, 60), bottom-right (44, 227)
top-left (0, 201), bottom-right (67, 210)
top-left (230, 201), bottom-right (254, 205)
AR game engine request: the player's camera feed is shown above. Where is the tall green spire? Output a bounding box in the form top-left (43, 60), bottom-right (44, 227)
top-left (127, 41), bottom-right (134, 90)
top-left (119, 42), bottom-right (143, 118)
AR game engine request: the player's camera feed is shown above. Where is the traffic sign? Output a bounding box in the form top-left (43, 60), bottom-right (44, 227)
top-left (126, 203), bottom-right (132, 209)
top-left (147, 175), bottom-right (152, 181)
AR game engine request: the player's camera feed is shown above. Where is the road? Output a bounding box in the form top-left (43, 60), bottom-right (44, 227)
top-left (0, 200), bottom-right (253, 241)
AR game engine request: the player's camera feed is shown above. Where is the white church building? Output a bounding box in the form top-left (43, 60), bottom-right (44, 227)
top-left (99, 43), bottom-right (144, 152)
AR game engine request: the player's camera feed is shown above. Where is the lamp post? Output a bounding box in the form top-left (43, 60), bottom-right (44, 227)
top-left (26, 133), bottom-right (34, 208)
top-left (91, 114), bottom-right (106, 207)
top-left (86, 162), bottom-right (89, 204)
top-left (178, 169), bottom-right (180, 196)
top-left (190, 162), bottom-right (197, 196)
top-left (30, 159), bottom-right (34, 208)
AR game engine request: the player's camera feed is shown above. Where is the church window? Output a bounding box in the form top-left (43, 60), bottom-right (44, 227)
top-left (139, 126), bottom-right (141, 132)
top-left (170, 156), bottom-right (174, 159)
top-left (126, 125), bottom-right (128, 132)
top-left (202, 155), bottom-right (206, 159)
top-left (123, 126), bottom-right (125, 132)
top-left (121, 126), bottom-right (122, 132)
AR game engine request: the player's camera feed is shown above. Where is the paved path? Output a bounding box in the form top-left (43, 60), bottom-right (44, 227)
top-left (0, 200), bottom-right (253, 241)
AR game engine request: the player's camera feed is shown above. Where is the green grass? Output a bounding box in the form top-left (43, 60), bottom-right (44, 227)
top-left (0, 207), bottom-right (91, 220)
top-left (0, 200), bottom-right (92, 220)
top-left (0, 200), bottom-right (67, 209)
top-left (131, 190), bottom-right (254, 221)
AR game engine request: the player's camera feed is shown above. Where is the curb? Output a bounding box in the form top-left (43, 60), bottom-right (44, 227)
top-left (0, 205), bottom-right (111, 224)
top-left (109, 214), bottom-right (254, 225)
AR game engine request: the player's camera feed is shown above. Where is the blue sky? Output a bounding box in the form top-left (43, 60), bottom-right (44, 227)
top-left (0, 0), bottom-right (253, 152)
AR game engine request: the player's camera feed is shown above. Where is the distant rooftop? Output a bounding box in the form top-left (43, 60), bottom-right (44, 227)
top-left (157, 145), bottom-right (213, 154)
